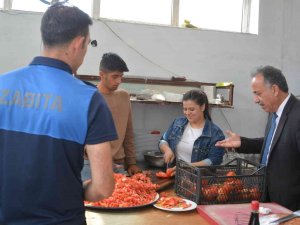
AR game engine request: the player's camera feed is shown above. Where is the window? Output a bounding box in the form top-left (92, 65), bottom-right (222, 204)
top-left (12, 0), bottom-right (48, 12)
top-left (0, 0), bottom-right (4, 9)
top-left (68, 0), bottom-right (92, 16)
top-left (249, 0), bottom-right (259, 34)
top-left (100, 0), bottom-right (173, 25)
top-left (11, 0), bottom-right (92, 15)
top-left (179, 0), bottom-right (244, 32)
top-left (7, 0), bottom-right (259, 34)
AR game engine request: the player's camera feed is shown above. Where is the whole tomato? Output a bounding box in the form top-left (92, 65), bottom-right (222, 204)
top-left (201, 187), bottom-right (210, 201)
top-left (217, 186), bottom-right (229, 203)
top-left (226, 171), bottom-right (237, 182)
top-left (201, 178), bottom-right (209, 187)
top-left (249, 187), bottom-right (261, 200)
top-left (226, 171), bottom-right (237, 177)
top-left (222, 182), bottom-right (233, 195)
top-left (191, 184), bottom-right (196, 192)
top-left (210, 185), bottom-right (218, 198)
top-left (233, 179), bottom-right (244, 191)
top-left (239, 188), bottom-right (250, 201)
top-left (201, 185), bottom-right (218, 201)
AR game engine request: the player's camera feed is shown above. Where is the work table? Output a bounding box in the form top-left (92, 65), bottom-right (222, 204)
top-left (85, 166), bottom-right (209, 225)
top-left (85, 199), bottom-right (296, 225)
top-left (84, 162), bottom-right (295, 225)
top-left (85, 202), bottom-right (209, 225)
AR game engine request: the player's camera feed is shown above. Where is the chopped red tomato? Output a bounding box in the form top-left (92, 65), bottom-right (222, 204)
top-left (156, 168), bottom-right (174, 178)
top-left (156, 171), bottom-right (168, 178)
top-left (166, 168), bottom-right (173, 176)
top-left (84, 173), bottom-right (158, 208)
top-left (156, 196), bottom-right (191, 209)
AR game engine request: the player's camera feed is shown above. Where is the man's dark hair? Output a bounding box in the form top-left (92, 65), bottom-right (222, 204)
top-left (41, 3), bottom-right (92, 47)
top-left (183, 89), bottom-right (212, 121)
top-left (251, 65), bottom-right (289, 92)
top-left (99, 53), bottom-right (129, 72)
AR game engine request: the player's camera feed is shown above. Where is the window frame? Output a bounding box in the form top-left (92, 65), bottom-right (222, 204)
top-left (2, 0), bottom-right (257, 34)
top-left (95, 0), bottom-right (255, 33)
top-left (3, 0), bottom-right (12, 10)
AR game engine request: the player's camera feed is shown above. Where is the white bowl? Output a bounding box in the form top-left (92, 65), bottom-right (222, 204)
top-left (163, 91), bottom-right (183, 102)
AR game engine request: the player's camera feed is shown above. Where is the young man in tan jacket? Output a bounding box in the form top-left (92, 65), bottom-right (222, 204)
top-left (97, 52), bottom-right (141, 176)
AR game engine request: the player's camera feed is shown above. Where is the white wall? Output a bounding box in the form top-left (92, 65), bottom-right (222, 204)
top-left (281, 0), bottom-right (300, 95)
top-left (1, 0), bottom-right (299, 141)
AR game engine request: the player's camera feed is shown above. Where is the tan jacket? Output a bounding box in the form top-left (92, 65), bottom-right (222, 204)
top-left (100, 89), bottom-right (136, 166)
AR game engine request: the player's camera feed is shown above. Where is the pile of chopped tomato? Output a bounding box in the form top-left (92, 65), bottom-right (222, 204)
top-left (155, 196), bottom-right (191, 209)
top-left (84, 173), bottom-right (159, 208)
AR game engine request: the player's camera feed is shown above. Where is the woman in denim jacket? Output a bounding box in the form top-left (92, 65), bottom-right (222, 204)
top-left (159, 90), bottom-right (225, 169)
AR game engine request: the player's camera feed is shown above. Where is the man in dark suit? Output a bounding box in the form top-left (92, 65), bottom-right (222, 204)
top-left (216, 65), bottom-right (300, 210)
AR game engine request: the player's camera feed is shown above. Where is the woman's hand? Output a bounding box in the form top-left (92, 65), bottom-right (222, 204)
top-left (163, 147), bottom-right (175, 164)
top-left (167, 166), bottom-right (176, 176)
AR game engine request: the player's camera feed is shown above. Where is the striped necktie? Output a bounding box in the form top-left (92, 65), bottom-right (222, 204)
top-left (261, 113), bottom-right (278, 165)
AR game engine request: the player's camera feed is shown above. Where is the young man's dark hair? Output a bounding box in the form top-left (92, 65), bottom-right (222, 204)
top-left (99, 52), bottom-right (129, 72)
top-left (41, 3), bottom-right (92, 46)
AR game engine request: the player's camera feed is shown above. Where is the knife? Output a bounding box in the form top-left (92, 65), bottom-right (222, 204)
top-left (270, 210), bottom-right (300, 224)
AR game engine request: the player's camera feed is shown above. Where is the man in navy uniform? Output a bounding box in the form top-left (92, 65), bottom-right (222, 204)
top-left (0, 4), bottom-right (117, 225)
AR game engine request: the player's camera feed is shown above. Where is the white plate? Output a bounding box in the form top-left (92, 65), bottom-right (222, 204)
top-left (153, 199), bottom-right (197, 212)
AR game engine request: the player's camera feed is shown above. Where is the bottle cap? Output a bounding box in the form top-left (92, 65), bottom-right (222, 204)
top-left (251, 200), bottom-right (259, 211)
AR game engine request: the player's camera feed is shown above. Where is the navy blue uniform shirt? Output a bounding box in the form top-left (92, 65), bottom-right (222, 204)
top-left (0, 57), bottom-right (117, 225)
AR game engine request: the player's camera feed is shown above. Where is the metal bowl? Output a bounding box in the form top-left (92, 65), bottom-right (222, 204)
top-left (143, 151), bottom-right (165, 168)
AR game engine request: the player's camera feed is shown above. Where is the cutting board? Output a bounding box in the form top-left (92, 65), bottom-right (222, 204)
top-left (197, 203), bottom-right (292, 225)
top-left (148, 170), bottom-right (175, 191)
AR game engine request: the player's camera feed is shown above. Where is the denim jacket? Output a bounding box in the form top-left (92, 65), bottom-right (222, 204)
top-left (159, 116), bottom-right (225, 165)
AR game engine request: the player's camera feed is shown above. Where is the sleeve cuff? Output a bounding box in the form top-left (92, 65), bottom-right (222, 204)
top-left (203, 158), bottom-right (213, 166)
top-left (158, 140), bottom-right (169, 148)
top-left (125, 157), bottom-right (137, 166)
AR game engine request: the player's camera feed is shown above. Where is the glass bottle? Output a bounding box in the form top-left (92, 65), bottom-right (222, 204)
top-left (248, 200), bottom-right (260, 225)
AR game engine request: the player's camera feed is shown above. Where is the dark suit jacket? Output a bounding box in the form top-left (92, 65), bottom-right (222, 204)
top-left (238, 94), bottom-right (300, 210)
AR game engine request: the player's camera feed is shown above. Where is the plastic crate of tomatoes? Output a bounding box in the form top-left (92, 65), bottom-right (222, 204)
top-left (175, 158), bottom-right (266, 205)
